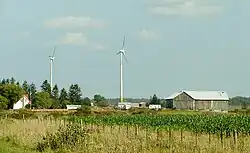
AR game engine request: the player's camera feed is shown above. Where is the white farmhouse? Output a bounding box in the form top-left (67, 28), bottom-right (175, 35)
top-left (13, 95), bottom-right (31, 110)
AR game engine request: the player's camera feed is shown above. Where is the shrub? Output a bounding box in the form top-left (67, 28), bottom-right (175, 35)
top-left (129, 108), bottom-right (157, 115)
top-left (48, 111), bottom-right (65, 119)
top-left (72, 105), bottom-right (92, 116)
top-left (9, 109), bottom-right (36, 119)
top-left (36, 123), bottom-right (89, 152)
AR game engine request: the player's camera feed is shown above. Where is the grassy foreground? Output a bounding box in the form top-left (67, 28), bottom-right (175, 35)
top-left (1, 109), bottom-right (250, 153)
top-left (0, 117), bottom-right (250, 153)
top-left (0, 139), bottom-right (39, 153)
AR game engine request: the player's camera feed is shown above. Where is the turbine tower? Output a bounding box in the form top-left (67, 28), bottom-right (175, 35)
top-left (116, 36), bottom-right (128, 103)
top-left (49, 46), bottom-right (56, 93)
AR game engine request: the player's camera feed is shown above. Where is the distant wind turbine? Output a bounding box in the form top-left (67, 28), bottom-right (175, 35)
top-left (116, 36), bottom-right (128, 103)
top-left (49, 46), bottom-right (56, 93)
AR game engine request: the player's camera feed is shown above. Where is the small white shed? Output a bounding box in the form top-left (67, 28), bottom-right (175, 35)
top-left (149, 104), bottom-right (161, 110)
top-left (13, 95), bottom-right (31, 110)
top-left (66, 105), bottom-right (81, 110)
top-left (117, 102), bottom-right (132, 110)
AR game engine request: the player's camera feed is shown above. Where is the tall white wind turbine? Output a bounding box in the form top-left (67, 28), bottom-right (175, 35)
top-left (49, 46), bottom-right (56, 93)
top-left (116, 36), bottom-right (128, 103)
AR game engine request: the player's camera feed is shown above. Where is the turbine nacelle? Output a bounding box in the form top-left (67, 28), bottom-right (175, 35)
top-left (117, 49), bottom-right (125, 55)
top-left (49, 46), bottom-right (56, 61)
top-left (49, 56), bottom-right (55, 60)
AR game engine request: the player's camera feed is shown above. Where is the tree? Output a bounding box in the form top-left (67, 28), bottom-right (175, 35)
top-left (41, 80), bottom-right (51, 94)
top-left (81, 97), bottom-right (91, 106)
top-left (94, 94), bottom-right (105, 103)
top-left (22, 81), bottom-right (29, 94)
top-left (33, 92), bottom-right (52, 109)
top-left (10, 77), bottom-right (15, 84)
top-left (96, 100), bottom-right (109, 107)
top-left (59, 88), bottom-right (68, 101)
top-left (0, 95), bottom-right (8, 109)
top-left (52, 84), bottom-right (59, 99)
top-left (68, 84), bottom-right (82, 104)
top-left (150, 94), bottom-right (160, 105)
top-left (5, 79), bottom-right (10, 84)
top-left (50, 99), bottom-right (61, 109)
top-left (0, 84), bottom-right (24, 109)
top-left (29, 83), bottom-right (37, 102)
top-left (229, 96), bottom-right (250, 109)
top-left (16, 82), bottom-right (20, 87)
top-left (1, 79), bottom-right (6, 85)
top-left (93, 94), bottom-right (108, 107)
top-left (60, 100), bottom-right (71, 108)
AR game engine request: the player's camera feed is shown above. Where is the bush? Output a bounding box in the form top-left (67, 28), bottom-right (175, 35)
top-left (9, 109), bottom-right (36, 119)
top-left (72, 105), bottom-right (92, 116)
top-left (129, 108), bottom-right (157, 115)
top-left (48, 111), bottom-right (65, 119)
top-left (36, 123), bottom-right (89, 152)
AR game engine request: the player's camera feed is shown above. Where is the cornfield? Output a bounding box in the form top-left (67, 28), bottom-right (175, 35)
top-left (2, 112), bottom-right (250, 152)
top-left (69, 114), bottom-right (250, 145)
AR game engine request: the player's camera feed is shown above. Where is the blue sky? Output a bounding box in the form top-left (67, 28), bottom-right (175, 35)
top-left (0, 0), bottom-right (249, 98)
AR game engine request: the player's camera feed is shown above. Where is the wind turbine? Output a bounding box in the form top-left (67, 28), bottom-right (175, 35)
top-left (49, 46), bottom-right (56, 93)
top-left (116, 36), bottom-right (128, 103)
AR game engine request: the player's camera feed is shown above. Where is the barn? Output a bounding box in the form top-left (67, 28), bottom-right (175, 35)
top-left (165, 90), bottom-right (229, 112)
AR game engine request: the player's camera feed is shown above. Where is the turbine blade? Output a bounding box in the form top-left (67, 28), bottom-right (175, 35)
top-left (53, 46), bottom-right (56, 57)
top-left (122, 36), bottom-right (125, 49)
top-left (116, 51), bottom-right (121, 55)
top-left (122, 52), bottom-right (128, 63)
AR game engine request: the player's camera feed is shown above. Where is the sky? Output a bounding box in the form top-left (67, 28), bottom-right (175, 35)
top-left (0, 0), bottom-right (249, 98)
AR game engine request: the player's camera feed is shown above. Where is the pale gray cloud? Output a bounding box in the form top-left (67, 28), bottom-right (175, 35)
top-left (57, 32), bottom-right (105, 50)
top-left (149, 0), bottom-right (222, 17)
top-left (44, 16), bottom-right (104, 29)
top-left (58, 32), bottom-right (88, 45)
top-left (138, 29), bottom-right (158, 40)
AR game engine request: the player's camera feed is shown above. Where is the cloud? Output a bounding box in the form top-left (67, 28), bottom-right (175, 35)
top-left (45, 16), bottom-right (104, 29)
top-left (149, 0), bottom-right (222, 17)
top-left (138, 29), bottom-right (158, 40)
top-left (58, 32), bottom-right (88, 45)
top-left (57, 32), bottom-right (105, 50)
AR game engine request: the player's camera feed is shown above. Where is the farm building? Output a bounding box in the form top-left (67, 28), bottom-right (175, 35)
top-left (165, 90), bottom-right (229, 112)
top-left (117, 102), bottom-right (147, 110)
top-left (149, 104), bottom-right (161, 110)
top-left (66, 105), bottom-right (81, 110)
top-left (117, 102), bottom-right (132, 110)
top-left (13, 95), bottom-right (31, 109)
top-left (139, 102), bottom-right (147, 108)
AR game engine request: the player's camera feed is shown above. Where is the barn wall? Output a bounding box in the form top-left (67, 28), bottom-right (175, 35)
top-left (195, 100), bottom-right (229, 111)
top-left (195, 100), bottom-right (210, 110)
top-left (212, 100), bottom-right (229, 111)
top-left (173, 92), bottom-right (194, 109)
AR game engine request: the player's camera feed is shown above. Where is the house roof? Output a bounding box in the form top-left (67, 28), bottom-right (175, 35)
top-left (165, 90), bottom-right (229, 101)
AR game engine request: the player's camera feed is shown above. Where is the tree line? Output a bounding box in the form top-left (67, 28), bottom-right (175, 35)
top-left (2, 77), bottom-right (246, 110)
top-left (0, 77), bottom-right (109, 109)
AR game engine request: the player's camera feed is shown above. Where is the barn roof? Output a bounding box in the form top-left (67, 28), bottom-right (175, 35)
top-left (165, 90), bottom-right (229, 101)
top-left (165, 91), bottom-right (182, 100)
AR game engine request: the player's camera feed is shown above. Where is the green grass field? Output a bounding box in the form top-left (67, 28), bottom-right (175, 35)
top-left (0, 108), bottom-right (250, 153)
